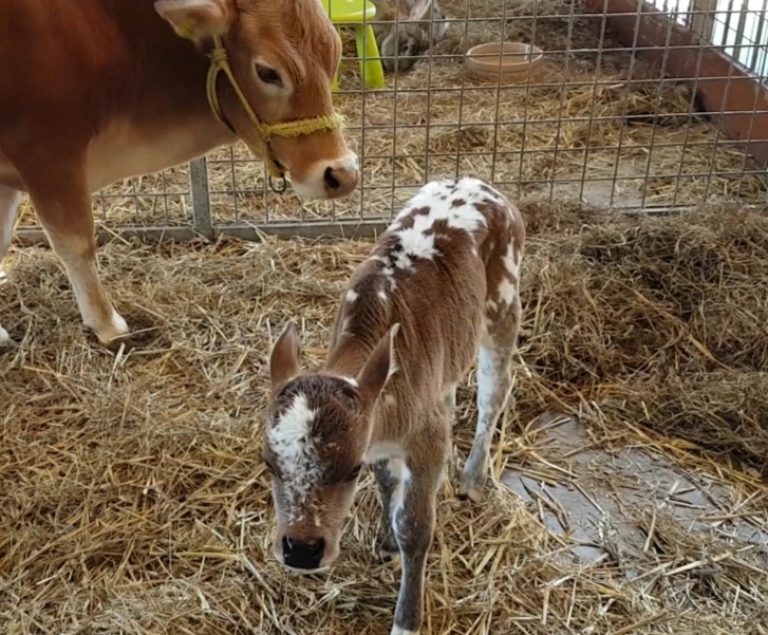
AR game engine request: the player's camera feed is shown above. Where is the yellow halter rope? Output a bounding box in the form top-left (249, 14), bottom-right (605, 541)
top-left (205, 35), bottom-right (345, 180)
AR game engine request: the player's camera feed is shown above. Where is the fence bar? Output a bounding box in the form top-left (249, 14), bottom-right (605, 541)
top-left (16, 220), bottom-right (389, 246)
top-left (189, 158), bottom-right (213, 238)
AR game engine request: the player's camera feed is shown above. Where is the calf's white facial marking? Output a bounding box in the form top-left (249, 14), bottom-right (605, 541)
top-left (268, 392), bottom-right (320, 517)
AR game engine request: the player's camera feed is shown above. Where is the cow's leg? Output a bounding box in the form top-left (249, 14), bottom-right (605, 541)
top-left (28, 174), bottom-right (128, 347)
top-left (389, 421), bottom-right (447, 635)
top-left (459, 295), bottom-right (521, 502)
top-left (0, 185), bottom-right (22, 347)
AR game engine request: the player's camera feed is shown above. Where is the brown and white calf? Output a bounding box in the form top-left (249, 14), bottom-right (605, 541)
top-left (265, 177), bottom-right (524, 635)
top-left (0, 0), bottom-right (356, 348)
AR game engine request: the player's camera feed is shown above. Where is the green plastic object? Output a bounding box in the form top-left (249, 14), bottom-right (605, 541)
top-left (321, 0), bottom-right (385, 90)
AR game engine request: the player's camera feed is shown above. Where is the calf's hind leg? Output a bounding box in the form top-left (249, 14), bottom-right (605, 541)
top-left (459, 296), bottom-right (521, 502)
top-left (0, 185), bottom-right (22, 347)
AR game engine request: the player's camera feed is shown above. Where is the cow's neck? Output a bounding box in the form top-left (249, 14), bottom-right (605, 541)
top-left (82, 2), bottom-right (236, 189)
top-left (106, 1), bottom-right (220, 126)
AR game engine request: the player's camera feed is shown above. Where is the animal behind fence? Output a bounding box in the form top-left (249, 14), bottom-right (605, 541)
top-left (372, 0), bottom-right (450, 72)
top-left (264, 177), bottom-right (525, 634)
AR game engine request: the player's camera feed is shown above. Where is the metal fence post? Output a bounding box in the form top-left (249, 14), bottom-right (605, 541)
top-left (189, 158), bottom-right (214, 238)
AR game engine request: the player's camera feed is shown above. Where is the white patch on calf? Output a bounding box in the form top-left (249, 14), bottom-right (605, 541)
top-left (0, 326), bottom-right (11, 347)
top-left (502, 243), bottom-right (520, 281)
top-left (365, 441), bottom-right (405, 464)
top-left (390, 628), bottom-right (419, 635)
top-left (377, 290), bottom-right (388, 302)
top-left (381, 265), bottom-right (397, 290)
top-left (394, 228), bottom-right (436, 268)
top-left (383, 178), bottom-right (492, 274)
top-left (494, 243), bottom-right (519, 306)
top-left (268, 393), bottom-right (320, 515)
top-left (346, 289), bottom-right (359, 303)
top-left (387, 456), bottom-right (412, 517)
top-left (395, 186), bottom-right (487, 236)
top-left (496, 278), bottom-right (517, 306)
top-left (476, 346), bottom-right (498, 414)
top-left (365, 446), bottom-right (410, 519)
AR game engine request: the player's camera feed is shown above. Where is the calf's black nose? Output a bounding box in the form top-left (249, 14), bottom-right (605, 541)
top-left (283, 536), bottom-right (325, 570)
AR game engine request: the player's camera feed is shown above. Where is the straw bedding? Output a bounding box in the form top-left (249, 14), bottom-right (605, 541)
top-left (517, 204), bottom-right (768, 473)
top-left (2, 201), bottom-right (767, 634)
top-left (4, 1), bottom-right (768, 631)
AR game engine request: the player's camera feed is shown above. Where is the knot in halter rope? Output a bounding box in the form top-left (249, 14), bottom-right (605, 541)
top-left (204, 35), bottom-right (345, 193)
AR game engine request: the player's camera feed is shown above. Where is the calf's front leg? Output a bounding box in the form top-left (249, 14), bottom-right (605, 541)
top-left (372, 459), bottom-right (399, 561)
top-left (391, 473), bottom-right (435, 635)
top-left (389, 433), bottom-right (445, 635)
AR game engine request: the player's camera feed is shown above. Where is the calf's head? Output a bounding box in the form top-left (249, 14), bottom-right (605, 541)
top-left (156, 0), bottom-right (358, 199)
top-left (264, 323), bottom-right (398, 571)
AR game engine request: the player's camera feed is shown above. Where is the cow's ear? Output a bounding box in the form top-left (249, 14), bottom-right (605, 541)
top-left (155, 0), bottom-right (231, 42)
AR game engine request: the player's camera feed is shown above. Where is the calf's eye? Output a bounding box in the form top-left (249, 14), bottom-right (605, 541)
top-left (345, 465), bottom-right (363, 482)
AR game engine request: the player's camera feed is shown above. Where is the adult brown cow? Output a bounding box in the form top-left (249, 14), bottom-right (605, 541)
top-left (0, 0), bottom-right (357, 347)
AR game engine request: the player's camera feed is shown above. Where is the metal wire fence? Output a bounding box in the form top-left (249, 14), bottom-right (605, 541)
top-left (18, 0), bottom-right (768, 242)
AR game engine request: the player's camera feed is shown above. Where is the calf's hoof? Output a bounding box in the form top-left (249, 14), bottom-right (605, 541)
top-left (390, 626), bottom-right (419, 635)
top-left (0, 326), bottom-right (16, 349)
top-left (457, 478), bottom-right (485, 503)
top-left (379, 547), bottom-right (401, 565)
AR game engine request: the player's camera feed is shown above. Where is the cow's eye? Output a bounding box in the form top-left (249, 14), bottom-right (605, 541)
top-left (255, 64), bottom-right (282, 86)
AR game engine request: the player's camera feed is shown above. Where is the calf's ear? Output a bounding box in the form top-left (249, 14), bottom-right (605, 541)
top-left (357, 323), bottom-right (400, 406)
top-left (270, 322), bottom-right (302, 395)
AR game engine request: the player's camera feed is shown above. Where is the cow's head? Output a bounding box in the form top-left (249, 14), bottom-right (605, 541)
top-left (156, 0), bottom-right (358, 200)
top-left (263, 322), bottom-right (397, 571)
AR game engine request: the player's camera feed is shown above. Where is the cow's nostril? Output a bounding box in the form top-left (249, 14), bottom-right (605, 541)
top-left (324, 166), bottom-right (341, 191)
